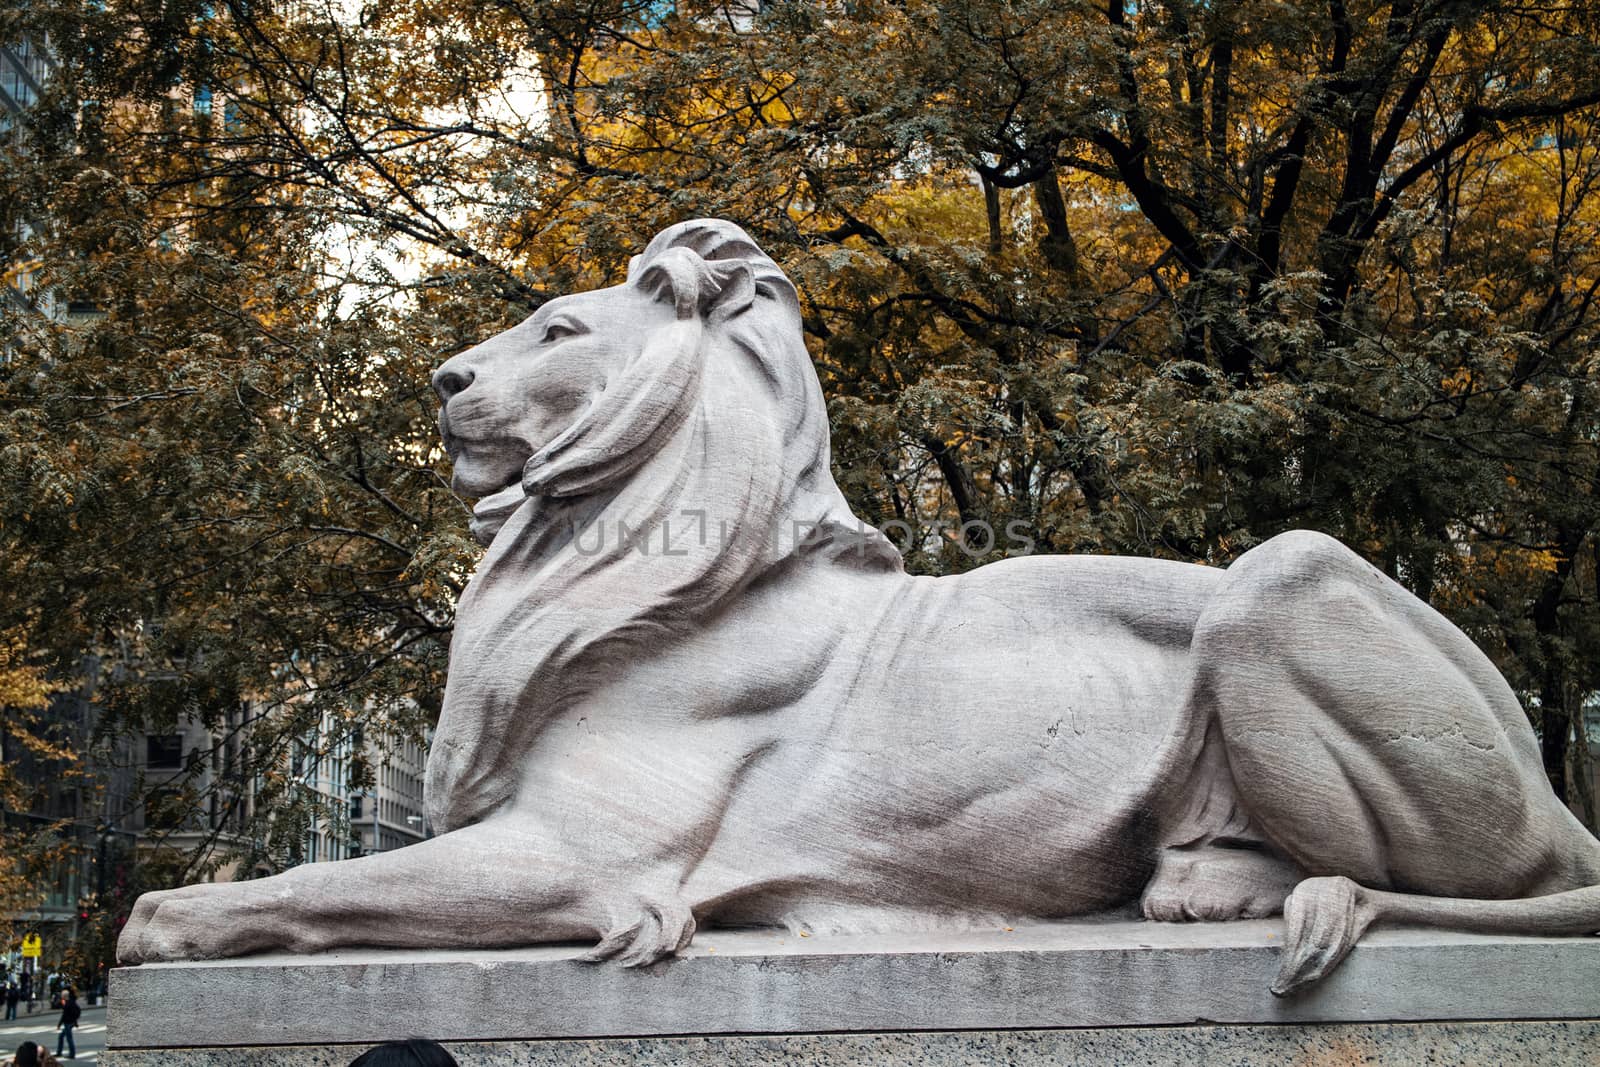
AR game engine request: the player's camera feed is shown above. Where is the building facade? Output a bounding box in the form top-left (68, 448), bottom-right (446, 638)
top-left (348, 728), bottom-right (428, 856)
top-left (2, 37), bottom-right (55, 318)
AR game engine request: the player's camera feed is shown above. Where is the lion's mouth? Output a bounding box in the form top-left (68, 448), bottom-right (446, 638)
top-left (438, 402), bottom-right (514, 466)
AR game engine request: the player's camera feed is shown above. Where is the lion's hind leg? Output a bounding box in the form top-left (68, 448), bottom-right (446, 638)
top-left (1141, 843), bottom-right (1302, 923)
top-left (1191, 530), bottom-right (1600, 992)
top-left (1142, 720), bottom-right (1304, 923)
top-left (1193, 530), bottom-right (1589, 896)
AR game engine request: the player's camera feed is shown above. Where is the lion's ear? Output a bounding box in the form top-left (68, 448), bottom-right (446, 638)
top-left (637, 247), bottom-right (757, 323)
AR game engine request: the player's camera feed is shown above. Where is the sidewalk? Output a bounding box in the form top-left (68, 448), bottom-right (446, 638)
top-left (4, 1000), bottom-right (106, 1021)
top-left (0, 1004), bottom-right (109, 1062)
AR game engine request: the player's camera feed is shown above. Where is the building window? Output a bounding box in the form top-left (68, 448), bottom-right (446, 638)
top-left (349, 796), bottom-right (363, 819)
top-left (146, 734), bottom-right (183, 769)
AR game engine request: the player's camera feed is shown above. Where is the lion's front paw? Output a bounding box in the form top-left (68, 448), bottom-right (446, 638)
top-left (118, 886), bottom-right (207, 964)
top-left (580, 897), bottom-right (697, 968)
top-left (117, 882), bottom-right (310, 964)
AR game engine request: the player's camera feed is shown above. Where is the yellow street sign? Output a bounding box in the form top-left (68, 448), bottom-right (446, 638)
top-left (20, 934), bottom-right (41, 959)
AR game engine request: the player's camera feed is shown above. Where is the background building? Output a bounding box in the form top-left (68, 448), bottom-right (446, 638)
top-left (348, 728), bottom-right (428, 856)
top-left (0, 682), bottom-right (125, 990)
top-left (2, 37), bottom-right (54, 318)
top-left (0, 39), bottom-right (51, 121)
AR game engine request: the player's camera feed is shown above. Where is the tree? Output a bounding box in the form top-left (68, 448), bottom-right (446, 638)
top-left (1, 1), bottom-right (480, 894)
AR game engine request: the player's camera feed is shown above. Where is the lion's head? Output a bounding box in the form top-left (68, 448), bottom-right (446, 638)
top-left (427, 220), bottom-right (898, 832)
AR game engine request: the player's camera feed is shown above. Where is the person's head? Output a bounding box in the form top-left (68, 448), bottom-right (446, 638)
top-left (15, 1041), bottom-right (42, 1067)
top-left (347, 1039), bottom-right (457, 1067)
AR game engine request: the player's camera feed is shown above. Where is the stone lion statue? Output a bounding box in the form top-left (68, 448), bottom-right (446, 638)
top-left (118, 219), bottom-right (1600, 994)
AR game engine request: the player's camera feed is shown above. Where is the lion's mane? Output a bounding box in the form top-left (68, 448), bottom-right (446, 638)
top-left (427, 220), bottom-right (899, 832)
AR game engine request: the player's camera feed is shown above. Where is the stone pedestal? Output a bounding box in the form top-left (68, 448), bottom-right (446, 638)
top-left (104, 919), bottom-right (1600, 1064)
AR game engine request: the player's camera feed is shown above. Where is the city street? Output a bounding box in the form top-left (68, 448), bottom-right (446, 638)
top-left (0, 1005), bottom-right (108, 1062)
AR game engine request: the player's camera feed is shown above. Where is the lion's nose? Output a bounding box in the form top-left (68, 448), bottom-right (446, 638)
top-left (432, 362), bottom-right (474, 403)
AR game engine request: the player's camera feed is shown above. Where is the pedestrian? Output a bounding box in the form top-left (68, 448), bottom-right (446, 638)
top-left (12, 1041), bottom-right (59, 1067)
top-left (53, 990), bottom-right (78, 1061)
top-left (3, 984), bottom-right (16, 1021)
top-left (347, 1039), bottom-right (457, 1066)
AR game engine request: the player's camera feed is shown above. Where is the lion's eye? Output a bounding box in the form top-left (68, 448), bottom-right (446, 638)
top-left (541, 319), bottom-right (583, 344)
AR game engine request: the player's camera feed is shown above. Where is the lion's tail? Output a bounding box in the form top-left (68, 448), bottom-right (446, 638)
top-left (1272, 871), bottom-right (1600, 996)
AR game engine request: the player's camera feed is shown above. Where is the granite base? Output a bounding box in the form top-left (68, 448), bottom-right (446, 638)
top-left (106, 919), bottom-right (1600, 1062)
top-left (100, 1021), bottom-right (1600, 1066)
